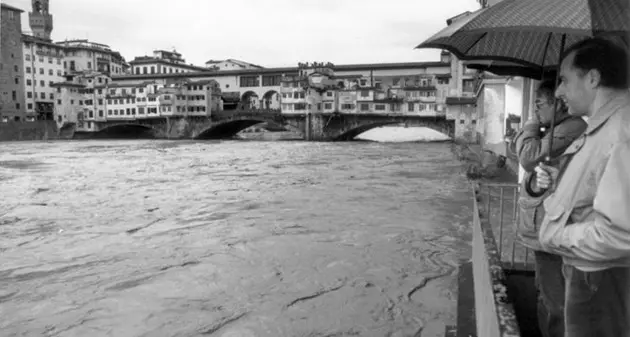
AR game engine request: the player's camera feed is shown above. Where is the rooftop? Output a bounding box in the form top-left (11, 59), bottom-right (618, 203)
top-left (1, 3), bottom-right (24, 12)
top-left (113, 61), bottom-right (451, 81)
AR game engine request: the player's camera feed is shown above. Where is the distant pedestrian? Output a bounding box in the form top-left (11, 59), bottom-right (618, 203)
top-left (511, 79), bottom-right (586, 337)
top-left (533, 37), bottom-right (630, 337)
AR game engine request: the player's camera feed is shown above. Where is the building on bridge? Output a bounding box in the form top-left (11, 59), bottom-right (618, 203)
top-left (51, 72), bottom-right (221, 134)
top-left (280, 63), bottom-right (448, 118)
top-left (129, 49), bottom-right (207, 75)
top-left (205, 59), bottom-right (264, 71)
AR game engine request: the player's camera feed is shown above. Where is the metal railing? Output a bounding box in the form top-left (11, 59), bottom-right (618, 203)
top-left (478, 182), bottom-right (535, 270)
top-left (471, 182), bottom-right (523, 337)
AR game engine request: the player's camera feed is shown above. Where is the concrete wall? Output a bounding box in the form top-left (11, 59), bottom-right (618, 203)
top-left (0, 120), bottom-right (59, 141)
top-left (479, 80), bottom-right (507, 156)
top-left (471, 183), bottom-right (522, 337)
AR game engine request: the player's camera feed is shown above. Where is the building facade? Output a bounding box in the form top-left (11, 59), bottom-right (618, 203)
top-left (22, 34), bottom-right (65, 120)
top-left (0, 3), bottom-right (27, 122)
top-left (55, 39), bottom-right (127, 76)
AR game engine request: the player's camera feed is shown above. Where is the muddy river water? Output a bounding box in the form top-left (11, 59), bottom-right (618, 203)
top-left (0, 140), bottom-right (473, 337)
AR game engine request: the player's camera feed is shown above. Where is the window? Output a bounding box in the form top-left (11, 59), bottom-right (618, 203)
top-left (98, 110), bottom-right (103, 117)
top-left (48, 57), bottom-right (53, 64)
top-left (12, 91), bottom-right (16, 101)
top-left (14, 78), bottom-right (19, 85)
top-left (49, 69), bottom-right (53, 75)
top-left (27, 103), bottom-right (33, 109)
top-left (375, 104), bottom-right (386, 111)
top-left (40, 93), bottom-right (45, 99)
top-left (40, 68), bottom-right (44, 75)
top-left (25, 54), bottom-right (31, 61)
top-left (240, 76), bottom-right (259, 87)
top-left (40, 80), bottom-right (45, 87)
top-left (408, 103), bottom-right (414, 111)
top-left (49, 93), bottom-right (54, 99)
top-left (360, 90), bottom-right (369, 97)
top-left (324, 103), bottom-right (332, 109)
top-left (27, 92), bottom-right (33, 99)
top-left (88, 110), bottom-right (94, 118)
top-left (27, 79), bottom-right (32, 86)
top-left (14, 65), bottom-right (18, 72)
top-left (262, 75), bottom-right (281, 86)
top-left (26, 66), bottom-right (31, 73)
top-left (57, 99), bottom-right (62, 105)
top-left (360, 104), bottom-right (369, 111)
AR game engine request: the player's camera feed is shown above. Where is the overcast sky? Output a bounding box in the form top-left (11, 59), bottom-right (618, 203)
top-left (6, 0), bottom-right (481, 68)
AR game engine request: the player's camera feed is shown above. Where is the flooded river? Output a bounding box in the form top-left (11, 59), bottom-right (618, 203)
top-left (0, 139), bottom-right (473, 337)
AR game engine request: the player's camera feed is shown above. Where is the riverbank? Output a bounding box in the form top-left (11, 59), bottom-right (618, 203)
top-left (451, 140), bottom-right (517, 183)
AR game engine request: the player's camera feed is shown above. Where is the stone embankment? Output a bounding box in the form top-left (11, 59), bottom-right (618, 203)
top-left (0, 121), bottom-right (75, 142)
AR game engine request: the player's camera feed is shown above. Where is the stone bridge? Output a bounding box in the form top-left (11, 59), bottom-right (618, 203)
top-left (91, 110), bottom-right (455, 141)
top-left (94, 110), bottom-right (289, 140)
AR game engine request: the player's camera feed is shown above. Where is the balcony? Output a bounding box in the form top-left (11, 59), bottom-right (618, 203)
top-left (35, 50), bottom-right (63, 58)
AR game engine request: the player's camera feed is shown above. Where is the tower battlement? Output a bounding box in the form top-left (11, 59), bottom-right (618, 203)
top-left (29, 0), bottom-right (53, 41)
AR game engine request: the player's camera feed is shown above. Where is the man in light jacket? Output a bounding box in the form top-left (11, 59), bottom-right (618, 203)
top-left (532, 38), bottom-right (630, 337)
top-left (511, 79), bottom-right (586, 337)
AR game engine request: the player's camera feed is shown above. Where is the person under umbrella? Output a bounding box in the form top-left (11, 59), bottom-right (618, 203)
top-left (533, 37), bottom-right (630, 337)
top-left (510, 79), bottom-right (587, 337)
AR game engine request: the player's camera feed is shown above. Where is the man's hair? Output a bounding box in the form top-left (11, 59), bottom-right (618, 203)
top-left (560, 38), bottom-right (629, 89)
top-left (536, 79), bottom-right (557, 103)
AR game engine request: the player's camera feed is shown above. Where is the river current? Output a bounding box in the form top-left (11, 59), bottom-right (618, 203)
top-left (0, 139), bottom-right (473, 337)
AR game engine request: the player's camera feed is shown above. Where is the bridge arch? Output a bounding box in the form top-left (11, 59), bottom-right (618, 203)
top-left (241, 91), bottom-right (260, 109)
top-left (332, 118), bottom-right (455, 141)
top-left (333, 122), bottom-right (400, 141)
top-left (196, 119), bottom-right (270, 140)
top-left (262, 90), bottom-right (280, 110)
top-left (93, 123), bottom-right (158, 139)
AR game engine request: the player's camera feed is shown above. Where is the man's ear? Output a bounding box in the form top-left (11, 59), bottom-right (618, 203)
top-left (586, 69), bottom-right (602, 89)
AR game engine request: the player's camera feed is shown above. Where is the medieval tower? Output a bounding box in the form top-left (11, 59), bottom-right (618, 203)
top-left (29, 0), bottom-right (53, 40)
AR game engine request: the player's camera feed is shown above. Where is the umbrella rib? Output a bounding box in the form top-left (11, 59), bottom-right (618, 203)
top-left (539, 32), bottom-right (553, 70)
top-left (463, 32), bottom-right (488, 55)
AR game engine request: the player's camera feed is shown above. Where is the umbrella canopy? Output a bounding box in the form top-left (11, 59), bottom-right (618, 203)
top-left (416, 0), bottom-right (629, 71)
top-left (463, 60), bottom-right (556, 79)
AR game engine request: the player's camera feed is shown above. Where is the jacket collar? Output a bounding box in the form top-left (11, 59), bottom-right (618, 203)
top-left (585, 91), bottom-right (630, 135)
